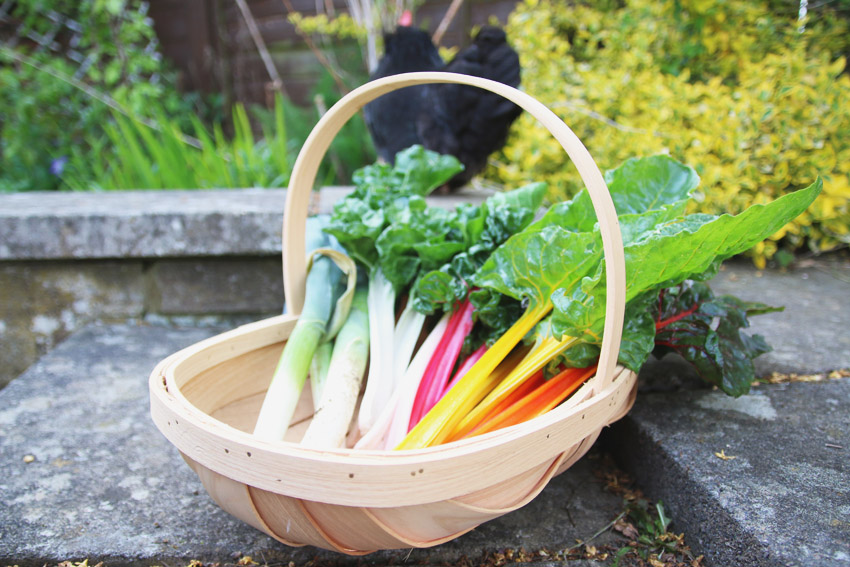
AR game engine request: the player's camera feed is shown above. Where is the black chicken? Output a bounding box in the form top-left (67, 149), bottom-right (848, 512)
top-left (363, 23), bottom-right (522, 191)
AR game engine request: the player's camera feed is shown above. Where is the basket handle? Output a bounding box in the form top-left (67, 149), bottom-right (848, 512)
top-left (282, 71), bottom-right (626, 391)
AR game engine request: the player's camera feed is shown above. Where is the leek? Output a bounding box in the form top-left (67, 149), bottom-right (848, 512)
top-left (253, 217), bottom-right (356, 442)
top-left (301, 286), bottom-right (370, 448)
top-left (309, 342), bottom-right (333, 407)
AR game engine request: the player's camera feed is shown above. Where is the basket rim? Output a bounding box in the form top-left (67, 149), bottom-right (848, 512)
top-left (149, 313), bottom-right (637, 508)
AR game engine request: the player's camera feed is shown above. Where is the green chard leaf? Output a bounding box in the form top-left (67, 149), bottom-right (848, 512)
top-left (474, 225), bottom-right (603, 308)
top-left (410, 182), bottom-right (548, 314)
top-left (393, 144), bottom-right (465, 194)
top-left (544, 289), bottom-right (660, 373)
top-left (528, 155), bottom-right (699, 235)
top-left (325, 146), bottom-right (462, 272)
top-left (466, 287), bottom-right (526, 351)
top-left (479, 182), bottom-right (548, 245)
top-left (603, 154), bottom-right (699, 217)
top-left (375, 198), bottom-right (469, 290)
top-left (324, 198), bottom-right (385, 268)
top-left (551, 179), bottom-right (822, 343)
top-left (654, 281), bottom-right (781, 396)
top-left (617, 290), bottom-right (663, 371)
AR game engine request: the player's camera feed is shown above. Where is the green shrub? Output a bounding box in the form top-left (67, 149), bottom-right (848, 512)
top-left (0, 0), bottom-right (201, 191)
top-left (61, 95), bottom-right (291, 190)
top-left (493, 0), bottom-right (850, 266)
top-left (61, 70), bottom-right (374, 190)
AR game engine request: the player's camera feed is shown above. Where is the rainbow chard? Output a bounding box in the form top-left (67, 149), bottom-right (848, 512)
top-left (549, 177), bottom-right (823, 390)
top-left (651, 280), bottom-right (780, 396)
top-left (399, 156), bottom-right (821, 449)
top-left (396, 225), bottom-right (605, 449)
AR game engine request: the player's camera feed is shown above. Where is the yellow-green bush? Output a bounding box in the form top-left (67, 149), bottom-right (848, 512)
top-left (492, 0), bottom-right (850, 266)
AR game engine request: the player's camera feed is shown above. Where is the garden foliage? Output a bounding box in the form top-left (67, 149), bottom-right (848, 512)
top-left (493, 0), bottom-right (850, 266)
top-left (1, 1), bottom-right (372, 191)
top-left (0, 0), bottom-right (199, 191)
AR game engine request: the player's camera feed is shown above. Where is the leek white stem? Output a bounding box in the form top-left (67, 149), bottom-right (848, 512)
top-left (253, 217), bottom-right (356, 442)
top-left (301, 287), bottom-right (370, 448)
top-left (253, 315), bottom-right (327, 442)
top-left (309, 342), bottom-right (333, 409)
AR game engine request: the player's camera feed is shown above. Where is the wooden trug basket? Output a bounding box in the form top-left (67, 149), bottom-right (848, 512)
top-left (149, 72), bottom-right (638, 555)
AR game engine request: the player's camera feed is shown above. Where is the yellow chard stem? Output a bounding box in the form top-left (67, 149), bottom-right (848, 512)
top-left (449, 334), bottom-right (579, 440)
top-left (395, 302), bottom-right (552, 450)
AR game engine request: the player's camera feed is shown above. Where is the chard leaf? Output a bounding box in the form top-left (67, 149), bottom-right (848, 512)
top-left (479, 182), bottom-right (548, 244)
top-left (324, 199), bottom-right (385, 268)
top-left (551, 341), bottom-right (600, 371)
top-left (545, 289), bottom-right (659, 372)
top-left (529, 155), bottom-right (699, 234)
top-left (410, 182), bottom-right (548, 314)
top-left (393, 145), bottom-right (464, 194)
top-left (603, 154), bottom-right (699, 216)
top-left (466, 287), bottom-right (525, 349)
top-left (617, 290), bottom-right (662, 371)
top-left (326, 146), bottom-right (461, 272)
top-left (551, 179), bottom-right (821, 342)
top-left (654, 281), bottom-right (781, 396)
top-left (474, 225), bottom-right (602, 308)
top-left (375, 201), bottom-right (468, 289)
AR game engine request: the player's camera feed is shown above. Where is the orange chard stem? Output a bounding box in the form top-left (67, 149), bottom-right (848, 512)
top-left (460, 364), bottom-right (597, 439)
top-left (449, 334), bottom-right (577, 440)
top-left (445, 368), bottom-right (546, 443)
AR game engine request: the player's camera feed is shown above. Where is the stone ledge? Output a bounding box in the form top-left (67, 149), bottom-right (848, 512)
top-left (0, 187), bottom-right (487, 261)
top-left (2, 188), bottom-right (296, 260)
top-left (0, 187), bottom-right (492, 389)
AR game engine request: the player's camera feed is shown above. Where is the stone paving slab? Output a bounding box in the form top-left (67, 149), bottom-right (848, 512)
top-left (606, 254), bottom-right (850, 567)
top-left (0, 323), bottom-right (626, 567)
top-left (709, 257), bottom-right (850, 376)
top-left (605, 378), bottom-right (850, 567)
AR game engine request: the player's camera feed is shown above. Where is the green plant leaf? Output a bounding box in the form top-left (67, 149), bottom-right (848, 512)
top-left (474, 225), bottom-right (603, 310)
top-left (393, 145), bottom-right (464, 194)
top-left (529, 155), bottom-right (698, 235)
top-left (551, 179), bottom-right (822, 344)
top-left (410, 182), bottom-right (548, 314)
top-left (654, 280), bottom-right (780, 396)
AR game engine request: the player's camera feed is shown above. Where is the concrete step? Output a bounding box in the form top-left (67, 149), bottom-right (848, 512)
top-left (2, 255), bottom-right (848, 566)
top-left (605, 254), bottom-right (850, 567)
top-left (605, 376), bottom-right (850, 567)
top-left (0, 323), bottom-right (628, 567)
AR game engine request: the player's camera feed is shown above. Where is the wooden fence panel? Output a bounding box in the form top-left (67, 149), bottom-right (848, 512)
top-left (148, 0), bottom-right (520, 107)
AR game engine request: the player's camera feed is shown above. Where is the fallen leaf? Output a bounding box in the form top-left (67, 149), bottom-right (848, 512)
top-left (613, 519), bottom-right (640, 540)
top-left (714, 450), bottom-right (736, 461)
